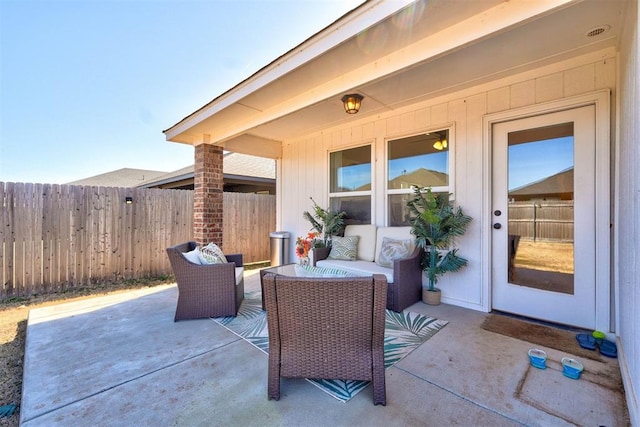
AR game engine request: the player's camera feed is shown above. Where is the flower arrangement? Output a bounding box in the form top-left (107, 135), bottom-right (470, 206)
top-left (295, 231), bottom-right (324, 260)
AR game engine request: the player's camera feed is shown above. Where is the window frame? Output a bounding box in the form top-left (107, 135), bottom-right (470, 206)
top-left (328, 142), bottom-right (374, 225)
top-left (385, 125), bottom-right (455, 225)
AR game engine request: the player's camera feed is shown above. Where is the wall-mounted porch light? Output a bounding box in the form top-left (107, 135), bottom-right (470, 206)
top-left (125, 196), bottom-right (133, 204)
top-left (341, 94), bottom-right (363, 114)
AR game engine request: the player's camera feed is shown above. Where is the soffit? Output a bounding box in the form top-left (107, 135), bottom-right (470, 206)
top-left (240, 0), bottom-right (503, 112)
top-left (166, 0), bottom-right (625, 155)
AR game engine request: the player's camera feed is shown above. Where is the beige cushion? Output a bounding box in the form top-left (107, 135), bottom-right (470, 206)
top-left (375, 227), bottom-right (413, 262)
top-left (316, 259), bottom-right (394, 283)
top-left (328, 235), bottom-right (359, 260)
top-left (182, 248), bottom-right (202, 264)
top-left (235, 267), bottom-right (244, 285)
top-left (345, 224), bottom-right (377, 261)
top-left (375, 237), bottom-right (416, 268)
top-left (199, 243), bottom-right (228, 264)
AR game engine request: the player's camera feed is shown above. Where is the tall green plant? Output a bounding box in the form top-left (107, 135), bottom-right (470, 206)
top-left (407, 187), bottom-right (472, 291)
top-left (302, 198), bottom-right (346, 247)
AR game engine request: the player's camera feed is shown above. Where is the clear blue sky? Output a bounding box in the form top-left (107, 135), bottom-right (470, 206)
top-left (509, 136), bottom-right (574, 191)
top-left (0, 0), bottom-right (364, 184)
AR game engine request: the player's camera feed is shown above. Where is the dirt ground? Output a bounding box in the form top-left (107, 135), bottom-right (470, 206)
top-left (514, 239), bottom-right (574, 273)
top-left (0, 276), bottom-right (175, 427)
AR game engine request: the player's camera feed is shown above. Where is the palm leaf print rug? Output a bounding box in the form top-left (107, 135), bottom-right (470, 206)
top-left (212, 290), bottom-right (448, 402)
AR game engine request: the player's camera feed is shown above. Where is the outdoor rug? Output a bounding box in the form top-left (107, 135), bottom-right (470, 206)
top-left (212, 290), bottom-right (448, 402)
top-left (481, 313), bottom-right (605, 362)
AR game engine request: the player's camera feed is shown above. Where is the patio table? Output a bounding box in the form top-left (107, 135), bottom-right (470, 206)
top-left (259, 263), bottom-right (298, 310)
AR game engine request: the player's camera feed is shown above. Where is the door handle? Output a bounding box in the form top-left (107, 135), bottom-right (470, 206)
top-left (493, 223), bottom-right (502, 229)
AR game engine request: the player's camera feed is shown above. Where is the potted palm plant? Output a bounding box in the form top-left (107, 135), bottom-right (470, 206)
top-left (302, 197), bottom-right (346, 261)
top-left (407, 186), bottom-right (472, 305)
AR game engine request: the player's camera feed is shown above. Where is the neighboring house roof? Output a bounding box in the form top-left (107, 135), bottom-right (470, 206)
top-left (67, 153), bottom-right (275, 188)
top-left (388, 168), bottom-right (449, 190)
top-left (222, 152), bottom-right (275, 180)
top-left (510, 168), bottom-right (574, 199)
top-left (66, 168), bottom-right (168, 187)
top-left (137, 152), bottom-right (275, 188)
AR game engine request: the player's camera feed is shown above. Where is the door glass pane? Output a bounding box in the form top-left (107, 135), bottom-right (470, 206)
top-left (507, 123), bottom-right (574, 294)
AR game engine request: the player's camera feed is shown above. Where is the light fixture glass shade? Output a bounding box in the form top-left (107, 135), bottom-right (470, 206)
top-left (433, 138), bottom-right (448, 150)
top-left (341, 94), bottom-right (363, 114)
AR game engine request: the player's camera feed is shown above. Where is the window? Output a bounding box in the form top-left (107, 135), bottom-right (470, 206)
top-left (387, 129), bottom-right (450, 226)
top-left (329, 145), bottom-right (371, 225)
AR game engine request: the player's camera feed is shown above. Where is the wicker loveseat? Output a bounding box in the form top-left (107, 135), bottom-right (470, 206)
top-left (262, 273), bottom-right (387, 405)
top-left (313, 225), bottom-right (422, 312)
top-left (166, 242), bottom-right (244, 321)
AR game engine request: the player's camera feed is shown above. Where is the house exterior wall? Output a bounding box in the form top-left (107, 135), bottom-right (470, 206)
top-left (278, 48), bottom-right (616, 312)
top-left (616, 0), bottom-right (639, 423)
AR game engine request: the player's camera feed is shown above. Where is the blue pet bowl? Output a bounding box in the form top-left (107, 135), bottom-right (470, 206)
top-left (528, 348), bottom-right (547, 369)
top-left (562, 357), bottom-right (584, 379)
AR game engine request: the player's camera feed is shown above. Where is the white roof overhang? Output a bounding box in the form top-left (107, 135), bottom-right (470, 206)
top-left (164, 0), bottom-right (625, 159)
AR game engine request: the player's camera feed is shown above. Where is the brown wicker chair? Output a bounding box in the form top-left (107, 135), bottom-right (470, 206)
top-left (166, 242), bottom-right (244, 321)
top-left (263, 273), bottom-right (387, 405)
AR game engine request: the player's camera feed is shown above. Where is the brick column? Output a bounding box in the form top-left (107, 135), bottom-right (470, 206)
top-left (194, 144), bottom-right (224, 247)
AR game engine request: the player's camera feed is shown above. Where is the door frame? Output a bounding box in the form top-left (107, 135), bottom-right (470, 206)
top-left (481, 90), bottom-right (612, 333)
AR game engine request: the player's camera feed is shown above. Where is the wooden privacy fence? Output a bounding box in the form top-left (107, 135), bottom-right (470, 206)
top-left (508, 200), bottom-right (574, 242)
top-left (222, 191), bottom-right (275, 264)
top-left (0, 182), bottom-right (275, 299)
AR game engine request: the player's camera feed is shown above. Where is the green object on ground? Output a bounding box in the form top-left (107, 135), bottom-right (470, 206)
top-left (0, 404), bottom-right (17, 418)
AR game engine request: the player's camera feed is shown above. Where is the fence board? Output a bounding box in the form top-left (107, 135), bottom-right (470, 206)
top-left (32, 183), bottom-right (43, 292)
top-left (13, 183), bottom-right (26, 294)
top-left (508, 200), bottom-right (574, 242)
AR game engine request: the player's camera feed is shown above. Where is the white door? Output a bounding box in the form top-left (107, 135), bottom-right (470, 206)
top-left (491, 106), bottom-right (596, 329)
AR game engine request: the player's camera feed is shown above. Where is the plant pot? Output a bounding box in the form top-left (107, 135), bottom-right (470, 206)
top-left (422, 288), bottom-right (441, 305)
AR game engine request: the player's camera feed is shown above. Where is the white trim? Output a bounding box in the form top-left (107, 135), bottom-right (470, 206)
top-left (613, 53), bottom-right (622, 338)
top-left (482, 90), bottom-right (611, 330)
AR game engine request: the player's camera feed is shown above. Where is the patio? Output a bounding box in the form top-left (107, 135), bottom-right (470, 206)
top-left (20, 269), bottom-right (629, 426)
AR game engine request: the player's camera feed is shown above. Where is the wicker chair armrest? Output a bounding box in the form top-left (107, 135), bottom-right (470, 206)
top-left (392, 246), bottom-right (421, 271)
top-left (389, 247), bottom-right (423, 312)
top-left (311, 247), bottom-right (331, 266)
top-left (225, 253), bottom-right (243, 267)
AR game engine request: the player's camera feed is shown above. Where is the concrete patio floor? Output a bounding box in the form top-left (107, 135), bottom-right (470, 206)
top-left (21, 270), bottom-right (630, 426)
